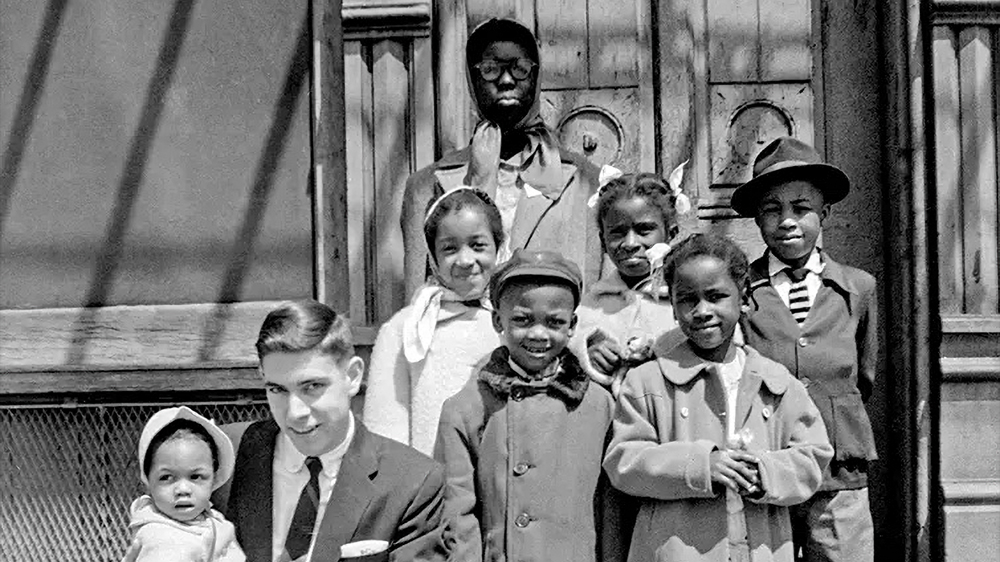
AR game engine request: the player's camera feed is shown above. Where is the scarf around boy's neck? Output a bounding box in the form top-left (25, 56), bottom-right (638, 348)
top-left (478, 347), bottom-right (589, 406)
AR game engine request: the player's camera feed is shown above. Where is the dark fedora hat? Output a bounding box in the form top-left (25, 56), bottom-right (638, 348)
top-left (730, 137), bottom-right (850, 217)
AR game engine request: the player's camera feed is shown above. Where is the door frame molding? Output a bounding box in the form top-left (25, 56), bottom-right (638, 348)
top-left (880, 0), bottom-right (943, 560)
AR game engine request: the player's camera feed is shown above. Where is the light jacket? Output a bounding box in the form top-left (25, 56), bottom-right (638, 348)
top-left (364, 301), bottom-right (498, 455)
top-left (604, 339), bottom-right (833, 562)
top-left (742, 251), bottom-right (878, 490)
top-left (128, 495), bottom-right (245, 562)
top-left (434, 348), bottom-right (623, 562)
top-left (571, 271), bottom-right (678, 389)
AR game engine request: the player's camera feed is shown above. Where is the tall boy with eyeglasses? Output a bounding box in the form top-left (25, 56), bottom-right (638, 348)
top-left (401, 18), bottom-right (606, 299)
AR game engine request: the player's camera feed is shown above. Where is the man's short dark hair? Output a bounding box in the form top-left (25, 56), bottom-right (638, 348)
top-left (255, 299), bottom-right (354, 363)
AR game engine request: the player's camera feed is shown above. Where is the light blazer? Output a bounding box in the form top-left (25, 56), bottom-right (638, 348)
top-left (212, 420), bottom-right (449, 562)
top-left (400, 146), bottom-right (605, 299)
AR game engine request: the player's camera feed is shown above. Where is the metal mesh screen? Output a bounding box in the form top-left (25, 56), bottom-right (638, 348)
top-left (0, 400), bottom-right (271, 562)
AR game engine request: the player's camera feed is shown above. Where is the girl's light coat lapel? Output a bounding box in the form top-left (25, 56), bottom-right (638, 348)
top-left (655, 340), bottom-right (790, 439)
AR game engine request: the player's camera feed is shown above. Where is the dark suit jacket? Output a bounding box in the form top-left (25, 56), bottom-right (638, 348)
top-left (742, 251), bottom-right (878, 491)
top-left (212, 419), bottom-right (449, 562)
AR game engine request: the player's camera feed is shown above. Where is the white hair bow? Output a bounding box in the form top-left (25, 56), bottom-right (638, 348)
top-left (586, 161), bottom-right (691, 215)
top-left (667, 160), bottom-right (691, 215)
top-left (587, 165), bottom-right (624, 208)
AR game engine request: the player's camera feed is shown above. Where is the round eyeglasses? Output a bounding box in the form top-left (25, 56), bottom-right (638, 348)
top-left (473, 58), bottom-right (537, 82)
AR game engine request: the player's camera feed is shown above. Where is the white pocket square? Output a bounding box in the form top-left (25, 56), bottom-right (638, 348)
top-left (340, 540), bottom-right (389, 558)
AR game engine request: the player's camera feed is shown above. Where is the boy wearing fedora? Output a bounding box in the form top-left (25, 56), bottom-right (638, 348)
top-left (731, 137), bottom-right (878, 562)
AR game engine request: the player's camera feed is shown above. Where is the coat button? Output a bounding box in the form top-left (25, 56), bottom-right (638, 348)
top-left (514, 462), bottom-right (530, 476)
top-left (798, 337), bottom-right (809, 347)
top-left (511, 388), bottom-right (524, 401)
top-left (762, 407), bottom-right (772, 419)
top-left (680, 407), bottom-right (689, 418)
top-left (514, 513), bottom-right (531, 528)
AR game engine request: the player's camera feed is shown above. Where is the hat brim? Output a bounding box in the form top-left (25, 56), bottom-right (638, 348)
top-left (730, 163), bottom-right (850, 217)
top-left (138, 406), bottom-right (236, 491)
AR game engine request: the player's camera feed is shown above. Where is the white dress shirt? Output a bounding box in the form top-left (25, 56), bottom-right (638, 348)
top-left (494, 156), bottom-right (524, 265)
top-left (272, 414), bottom-right (355, 562)
top-left (493, 151), bottom-right (546, 265)
top-left (767, 250), bottom-right (825, 311)
top-left (711, 344), bottom-right (747, 441)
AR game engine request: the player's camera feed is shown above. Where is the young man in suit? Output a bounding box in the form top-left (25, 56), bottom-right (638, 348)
top-left (217, 300), bottom-right (449, 562)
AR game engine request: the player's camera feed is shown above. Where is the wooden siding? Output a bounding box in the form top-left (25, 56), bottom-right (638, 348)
top-left (344, 35), bottom-right (435, 326)
top-left (0, 1), bottom-right (433, 394)
top-left (0, 302), bottom-right (378, 394)
top-left (695, 0), bottom-right (815, 220)
top-left (935, 25), bottom-right (1000, 315)
top-left (931, 8), bottom-right (1000, 560)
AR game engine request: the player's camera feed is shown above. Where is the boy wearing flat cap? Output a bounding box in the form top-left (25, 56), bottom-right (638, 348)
top-left (433, 249), bottom-right (623, 562)
top-left (732, 137), bottom-right (878, 562)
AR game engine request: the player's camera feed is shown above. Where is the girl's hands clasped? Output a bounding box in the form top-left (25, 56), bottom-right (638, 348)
top-left (709, 449), bottom-right (761, 495)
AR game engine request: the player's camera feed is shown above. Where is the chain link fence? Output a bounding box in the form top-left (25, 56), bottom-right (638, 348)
top-left (0, 400), bottom-right (271, 562)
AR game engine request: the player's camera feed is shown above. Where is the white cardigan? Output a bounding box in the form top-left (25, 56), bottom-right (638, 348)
top-left (363, 302), bottom-right (499, 455)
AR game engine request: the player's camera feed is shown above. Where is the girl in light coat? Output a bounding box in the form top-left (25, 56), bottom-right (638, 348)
top-left (571, 169), bottom-right (689, 397)
top-left (604, 233), bottom-right (832, 562)
top-left (365, 188), bottom-right (502, 455)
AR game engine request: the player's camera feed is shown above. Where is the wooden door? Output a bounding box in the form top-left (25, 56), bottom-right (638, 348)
top-left (652, 0), bottom-right (892, 554)
top-left (930, 7), bottom-right (1000, 560)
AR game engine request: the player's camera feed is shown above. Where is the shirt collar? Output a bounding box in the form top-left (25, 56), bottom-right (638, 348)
top-left (277, 413), bottom-right (355, 478)
top-left (590, 271), bottom-right (630, 296)
top-left (767, 248), bottom-right (825, 278)
top-left (499, 146), bottom-right (548, 200)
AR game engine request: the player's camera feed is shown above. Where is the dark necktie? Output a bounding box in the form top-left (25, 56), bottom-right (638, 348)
top-left (285, 457), bottom-right (322, 561)
top-left (785, 268), bottom-right (810, 325)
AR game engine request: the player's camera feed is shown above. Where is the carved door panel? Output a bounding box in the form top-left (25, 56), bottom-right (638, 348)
top-left (435, 0), bottom-right (655, 172)
top-left (680, 0), bottom-right (816, 254)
